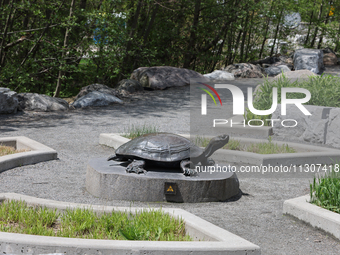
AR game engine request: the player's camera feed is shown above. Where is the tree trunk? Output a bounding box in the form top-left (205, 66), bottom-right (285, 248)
top-left (183, 0), bottom-right (201, 68)
top-left (310, 0), bottom-right (323, 48)
top-left (317, 1), bottom-right (332, 49)
top-left (258, 4), bottom-right (273, 59)
top-left (54, 0), bottom-right (76, 97)
top-left (0, 0), bottom-right (14, 68)
top-left (240, 12), bottom-right (250, 63)
top-left (304, 0), bottom-right (316, 45)
top-left (270, 9), bottom-right (283, 57)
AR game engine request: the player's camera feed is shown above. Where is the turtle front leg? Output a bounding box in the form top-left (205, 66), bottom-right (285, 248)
top-left (180, 160), bottom-right (198, 176)
top-left (126, 160), bottom-right (147, 174)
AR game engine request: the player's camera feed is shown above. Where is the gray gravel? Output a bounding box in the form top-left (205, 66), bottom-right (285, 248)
top-left (1, 85), bottom-right (340, 255)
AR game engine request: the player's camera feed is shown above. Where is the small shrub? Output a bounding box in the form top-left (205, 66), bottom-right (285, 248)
top-left (122, 124), bottom-right (160, 139)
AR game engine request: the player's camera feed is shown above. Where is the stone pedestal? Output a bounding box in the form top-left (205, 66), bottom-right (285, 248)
top-left (86, 158), bottom-right (239, 203)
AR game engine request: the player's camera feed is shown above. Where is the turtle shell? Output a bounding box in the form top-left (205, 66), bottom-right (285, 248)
top-left (116, 133), bottom-right (203, 163)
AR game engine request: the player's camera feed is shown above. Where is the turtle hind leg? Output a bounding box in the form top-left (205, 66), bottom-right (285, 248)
top-left (180, 160), bottom-right (198, 176)
top-left (126, 160), bottom-right (147, 174)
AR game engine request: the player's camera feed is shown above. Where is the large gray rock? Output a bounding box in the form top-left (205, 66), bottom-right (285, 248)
top-left (72, 91), bottom-right (123, 108)
top-left (117, 79), bottom-right (143, 94)
top-left (272, 104), bottom-right (332, 144)
top-left (0, 87), bottom-right (18, 114)
top-left (293, 48), bottom-right (325, 74)
top-left (17, 93), bottom-right (69, 112)
top-left (264, 65), bottom-right (290, 77)
top-left (326, 108), bottom-right (340, 148)
top-left (74, 83), bottom-right (119, 101)
top-left (203, 70), bottom-right (235, 80)
top-left (130, 66), bottom-right (207, 90)
top-left (223, 63), bottom-right (266, 78)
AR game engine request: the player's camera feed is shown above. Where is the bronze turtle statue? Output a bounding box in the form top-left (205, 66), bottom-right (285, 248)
top-left (107, 133), bottom-right (229, 176)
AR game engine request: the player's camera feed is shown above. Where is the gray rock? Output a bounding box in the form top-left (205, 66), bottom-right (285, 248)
top-left (203, 70), bottom-right (235, 80)
top-left (72, 91), bottom-right (123, 108)
top-left (264, 65), bottom-right (290, 77)
top-left (293, 48), bottom-right (325, 74)
top-left (130, 66), bottom-right (207, 90)
top-left (0, 87), bottom-right (18, 114)
top-left (325, 108), bottom-right (340, 148)
top-left (74, 83), bottom-right (119, 101)
top-left (274, 70), bottom-right (317, 81)
top-left (323, 52), bottom-right (338, 66)
top-left (223, 63), bottom-right (266, 78)
top-left (117, 79), bottom-right (143, 94)
top-left (17, 93), bottom-right (69, 112)
top-left (272, 104), bottom-right (332, 144)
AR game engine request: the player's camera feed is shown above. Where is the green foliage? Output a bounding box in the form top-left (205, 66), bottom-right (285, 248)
top-left (246, 74), bottom-right (340, 125)
top-left (0, 200), bottom-right (191, 241)
top-left (0, 0), bottom-right (339, 96)
top-left (193, 136), bottom-right (295, 154)
top-left (310, 169), bottom-right (340, 214)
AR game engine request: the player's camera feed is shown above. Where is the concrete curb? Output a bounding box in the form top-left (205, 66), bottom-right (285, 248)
top-left (283, 195), bottom-right (340, 240)
top-left (0, 136), bottom-right (57, 173)
top-left (0, 193), bottom-right (260, 255)
top-left (99, 134), bottom-right (340, 166)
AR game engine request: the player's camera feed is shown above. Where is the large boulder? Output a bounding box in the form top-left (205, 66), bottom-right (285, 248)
top-left (17, 93), bottom-right (69, 112)
top-left (223, 63), bottom-right (266, 78)
top-left (130, 66), bottom-right (207, 90)
top-left (274, 70), bottom-right (317, 80)
top-left (272, 104), bottom-right (332, 144)
top-left (323, 52), bottom-right (338, 66)
top-left (0, 88), bottom-right (18, 114)
top-left (203, 70), bottom-right (235, 80)
top-left (293, 48), bottom-right (325, 74)
top-left (117, 79), bottom-right (143, 94)
top-left (74, 84), bottom-right (119, 102)
top-left (264, 65), bottom-right (290, 77)
top-left (72, 91), bottom-right (123, 108)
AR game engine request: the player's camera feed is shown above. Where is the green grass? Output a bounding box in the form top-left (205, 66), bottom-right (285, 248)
top-left (193, 136), bottom-right (296, 154)
top-left (245, 74), bottom-right (340, 126)
top-left (0, 200), bottom-right (191, 241)
top-left (0, 145), bottom-right (27, 156)
top-left (310, 170), bottom-right (340, 214)
top-left (122, 124), bottom-right (160, 139)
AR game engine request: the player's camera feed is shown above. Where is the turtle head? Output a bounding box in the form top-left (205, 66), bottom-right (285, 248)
top-left (203, 134), bottom-right (229, 158)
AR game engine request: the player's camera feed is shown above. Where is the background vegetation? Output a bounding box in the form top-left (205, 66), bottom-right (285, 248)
top-left (0, 0), bottom-right (339, 97)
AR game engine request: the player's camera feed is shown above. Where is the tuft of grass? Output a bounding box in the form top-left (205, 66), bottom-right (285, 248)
top-left (192, 136), bottom-right (295, 154)
top-left (0, 145), bottom-right (28, 156)
top-left (245, 74), bottom-right (340, 126)
top-left (0, 200), bottom-right (191, 241)
top-left (122, 124), bottom-right (160, 139)
top-left (310, 169), bottom-right (340, 214)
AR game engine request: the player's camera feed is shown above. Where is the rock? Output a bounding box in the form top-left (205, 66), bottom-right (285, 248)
top-left (74, 83), bottom-right (119, 101)
top-left (203, 70), bottom-right (235, 80)
top-left (17, 93), bottom-right (69, 112)
top-left (274, 70), bottom-right (317, 80)
top-left (223, 63), bottom-right (266, 78)
top-left (72, 91), bottom-right (123, 108)
top-left (0, 87), bottom-right (18, 114)
top-left (326, 108), bottom-right (340, 148)
top-left (272, 104), bottom-right (332, 144)
top-left (323, 52), bottom-right (338, 66)
top-left (264, 65), bottom-right (290, 77)
top-left (322, 47), bottom-right (336, 54)
top-left (293, 48), bottom-right (325, 74)
top-left (117, 79), bottom-right (143, 94)
top-left (251, 56), bottom-right (280, 66)
top-left (130, 66), bottom-right (207, 90)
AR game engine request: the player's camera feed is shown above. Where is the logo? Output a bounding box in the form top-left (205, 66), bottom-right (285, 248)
top-left (198, 83), bottom-right (311, 128)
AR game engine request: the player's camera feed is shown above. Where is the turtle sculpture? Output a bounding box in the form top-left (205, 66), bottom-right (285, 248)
top-left (107, 133), bottom-right (229, 176)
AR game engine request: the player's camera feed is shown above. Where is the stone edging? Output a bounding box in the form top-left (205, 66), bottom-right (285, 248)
top-left (0, 193), bottom-right (260, 255)
top-left (283, 195), bottom-right (340, 240)
top-left (0, 136), bottom-right (57, 173)
top-left (99, 133), bottom-right (340, 166)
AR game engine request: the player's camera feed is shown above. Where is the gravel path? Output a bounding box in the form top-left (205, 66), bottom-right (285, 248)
top-left (1, 84), bottom-right (340, 255)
